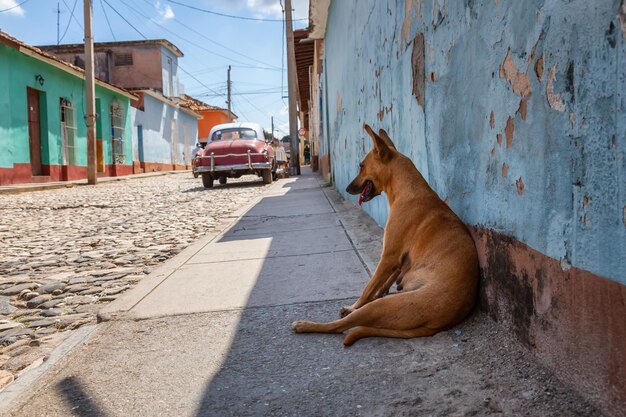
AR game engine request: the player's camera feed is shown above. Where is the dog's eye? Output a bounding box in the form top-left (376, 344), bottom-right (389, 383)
top-left (359, 163), bottom-right (364, 170)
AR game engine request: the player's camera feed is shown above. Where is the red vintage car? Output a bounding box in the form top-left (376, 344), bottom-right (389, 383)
top-left (195, 122), bottom-right (276, 188)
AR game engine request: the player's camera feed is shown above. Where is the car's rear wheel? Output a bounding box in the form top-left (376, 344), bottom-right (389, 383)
top-left (262, 169), bottom-right (272, 184)
top-left (202, 173), bottom-right (214, 188)
top-left (219, 175), bottom-right (227, 185)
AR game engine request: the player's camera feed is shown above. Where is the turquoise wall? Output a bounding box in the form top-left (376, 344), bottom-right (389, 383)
top-left (323, 0), bottom-right (625, 284)
top-left (0, 44), bottom-right (132, 169)
top-left (0, 49), bottom-right (12, 168)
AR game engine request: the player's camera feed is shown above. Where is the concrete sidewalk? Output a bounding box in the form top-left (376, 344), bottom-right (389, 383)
top-left (2, 169), bottom-right (600, 417)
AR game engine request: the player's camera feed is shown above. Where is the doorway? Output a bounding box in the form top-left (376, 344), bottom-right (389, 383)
top-left (95, 99), bottom-right (105, 173)
top-left (137, 125), bottom-right (144, 163)
top-left (27, 87), bottom-right (42, 176)
top-left (171, 118), bottom-right (178, 165)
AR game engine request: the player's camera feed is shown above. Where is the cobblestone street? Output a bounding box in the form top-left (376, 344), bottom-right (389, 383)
top-left (0, 173), bottom-right (270, 389)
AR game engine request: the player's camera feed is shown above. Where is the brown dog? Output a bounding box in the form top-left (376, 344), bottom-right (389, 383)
top-left (292, 124), bottom-right (479, 346)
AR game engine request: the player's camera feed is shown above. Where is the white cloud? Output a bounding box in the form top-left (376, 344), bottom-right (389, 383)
top-left (0, 0), bottom-right (25, 16)
top-left (155, 1), bottom-right (175, 22)
top-left (246, 0), bottom-right (282, 18)
top-left (212, 0), bottom-right (309, 22)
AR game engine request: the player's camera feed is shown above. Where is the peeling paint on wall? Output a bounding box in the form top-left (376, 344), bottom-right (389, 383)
top-left (323, 0), bottom-right (625, 285)
top-left (505, 117), bottom-right (514, 148)
top-left (499, 49), bottom-right (532, 98)
top-left (402, 0), bottom-right (421, 42)
top-left (546, 65), bottom-right (565, 112)
top-left (516, 177), bottom-right (524, 195)
top-left (534, 53), bottom-right (544, 82)
top-left (517, 99), bottom-right (528, 120)
top-left (502, 162), bottom-right (508, 177)
top-left (411, 32), bottom-right (425, 108)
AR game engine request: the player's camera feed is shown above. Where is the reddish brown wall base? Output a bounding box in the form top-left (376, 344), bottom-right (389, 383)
top-left (141, 162), bottom-right (190, 173)
top-left (319, 154), bottom-right (331, 182)
top-left (0, 163), bottom-right (134, 186)
top-left (470, 227), bottom-right (626, 417)
top-left (133, 162), bottom-right (144, 174)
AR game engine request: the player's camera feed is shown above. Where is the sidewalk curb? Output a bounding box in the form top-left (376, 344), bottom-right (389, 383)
top-left (97, 178), bottom-right (286, 322)
top-left (0, 170), bottom-right (190, 195)
top-left (0, 325), bottom-right (98, 415)
top-left (320, 185), bottom-right (384, 276)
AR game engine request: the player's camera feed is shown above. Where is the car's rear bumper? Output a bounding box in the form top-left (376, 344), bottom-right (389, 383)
top-left (196, 162), bottom-right (272, 173)
top-left (196, 151), bottom-right (272, 173)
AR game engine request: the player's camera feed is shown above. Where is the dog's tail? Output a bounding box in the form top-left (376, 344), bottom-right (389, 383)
top-left (342, 325), bottom-right (438, 346)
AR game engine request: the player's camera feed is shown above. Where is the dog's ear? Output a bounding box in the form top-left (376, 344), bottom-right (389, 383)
top-left (363, 124), bottom-right (391, 160)
top-left (378, 128), bottom-right (396, 149)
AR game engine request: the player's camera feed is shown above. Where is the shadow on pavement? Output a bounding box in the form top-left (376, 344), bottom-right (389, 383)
top-left (189, 172), bottom-right (390, 416)
top-left (56, 376), bottom-right (108, 417)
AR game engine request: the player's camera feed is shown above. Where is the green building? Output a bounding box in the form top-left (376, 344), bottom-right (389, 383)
top-left (0, 31), bottom-right (134, 185)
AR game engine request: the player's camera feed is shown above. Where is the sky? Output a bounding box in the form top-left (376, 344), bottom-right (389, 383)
top-left (0, 0), bottom-right (310, 138)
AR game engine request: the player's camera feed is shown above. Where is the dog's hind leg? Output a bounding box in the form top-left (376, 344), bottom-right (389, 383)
top-left (294, 290), bottom-right (436, 343)
top-left (342, 326), bottom-right (438, 346)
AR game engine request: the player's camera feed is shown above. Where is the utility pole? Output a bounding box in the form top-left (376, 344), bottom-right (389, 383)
top-left (57, 3), bottom-right (60, 45)
top-left (84, 0), bottom-right (97, 185)
top-left (271, 116), bottom-right (274, 139)
top-left (227, 65), bottom-right (232, 123)
top-left (284, 0), bottom-right (300, 175)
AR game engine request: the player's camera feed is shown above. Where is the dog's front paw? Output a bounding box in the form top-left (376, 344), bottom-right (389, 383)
top-left (292, 321), bottom-right (309, 333)
top-left (339, 306), bottom-right (354, 318)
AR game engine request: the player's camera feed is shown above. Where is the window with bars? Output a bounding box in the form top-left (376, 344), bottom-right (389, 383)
top-left (60, 98), bottom-right (77, 165)
top-left (114, 53), bottom-right (133, 66)
top-left (110, 101), bottom-right (126, 164)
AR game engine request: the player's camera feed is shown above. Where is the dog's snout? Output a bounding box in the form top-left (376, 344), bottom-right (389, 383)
top-left (346, 180), bottom-right (360, 195)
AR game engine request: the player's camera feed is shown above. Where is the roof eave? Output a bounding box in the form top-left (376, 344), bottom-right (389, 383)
top-left (308, 0), bottom-right (331, 39)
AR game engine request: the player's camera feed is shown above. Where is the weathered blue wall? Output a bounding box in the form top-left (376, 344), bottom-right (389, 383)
top-left (131, 94), bottom-right (198, 165)
top-left (324, 0), bottom-right (625, 284)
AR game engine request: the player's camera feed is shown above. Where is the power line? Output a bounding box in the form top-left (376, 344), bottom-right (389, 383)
top-left (115, 0), bottom-right (280, 70)
top-left (234, 86), bottom-right (272, 116)
top-left (167, 0), bottom-right (307, 23)
top-left (58, 0), bottom-right (78, 43)
top-left (101, 0), bottom-right (147, 39)
top-left (231, 64), bottom-right (283, 72)
top-left (231, 102), bottom-right (250, 122)
top-left (0, 0), bottom-right (29, 13)
top-left (198, 89), bottom-right (285, 98)
top-left (99, 0), bottom-right (116, 41)
top-left (138, 0), bottom-right (281, 71)
top-left (60, 0), bottom-right (83, 31)
top-left (177, 65), bottom-right (227, 99)
top-left (98, 0), bottom-right (224, 98)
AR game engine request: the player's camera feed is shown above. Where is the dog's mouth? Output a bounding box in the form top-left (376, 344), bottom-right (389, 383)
top-left (358, 180), bottom-right (375, 206)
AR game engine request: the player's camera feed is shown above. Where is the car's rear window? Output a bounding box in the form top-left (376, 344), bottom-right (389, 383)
top-left (211, 128), bottom-right (258, 141)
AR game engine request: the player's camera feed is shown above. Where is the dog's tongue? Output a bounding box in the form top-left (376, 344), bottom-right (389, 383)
top-left (358, 182), bottom-right (372, 207)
